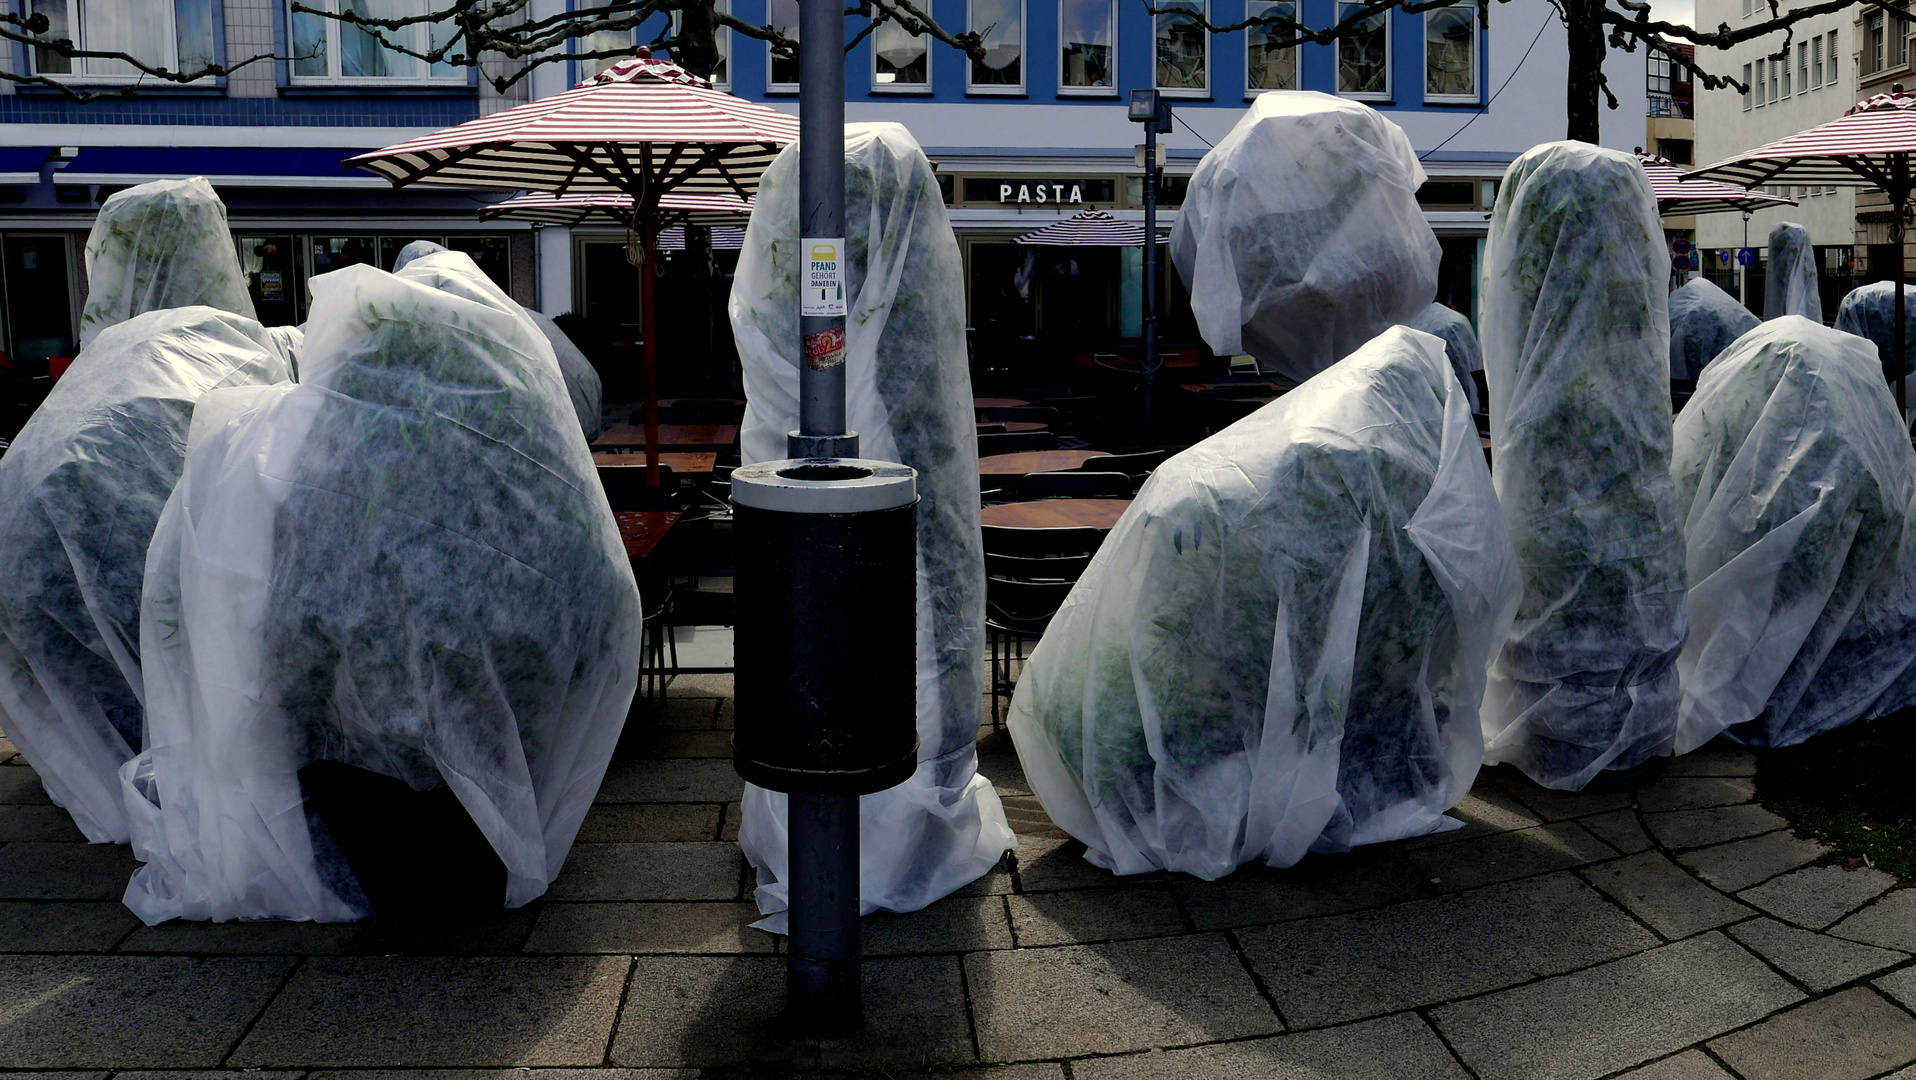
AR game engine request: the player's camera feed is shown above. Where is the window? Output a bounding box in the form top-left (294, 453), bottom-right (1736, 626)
top-left (1754, 57), bottom-right (1764, 104)
top-left (1337, 2), bottom-right (1388, 97)
top-left (1781, 52), bottom-right (1790, 95)
top-left (871, 19), bottom-right (929, 90)
top-left (1741, 0), bottom-right (1751, 16)
top-left (1648, 49), bottom-right (1671, 96)
top-left (1425, 2), bottom-right (1476, 101)
top-left (1154, 0), bottom-right (1208, 95)
top-left (1829, 29), bottom-right (1839, 83)
top-left (1898, 11), bottom-right (1911, 68)
top-left (1060, 0), bottom-right (1115, 93)
top-left (1246, 0), bottom-right (1297, 91)
top-left (1800, 41), bottom-right (1808, 89)
top-left (1743, 62), bottom-right (1753, 108)
top-left (968, 0), bottom-right (1023, 92)
top-left (29, 0), bottom-right (216, 80)
top-left (1814, 35), bottom-right (1823, 85)
top-left (1658, 137), bottom-right (1694, 164)
top-left (768, 0), bottom-right (799, 90)
top-left (1872, 13), bottom-right (1885, 73)
top-left (291, 0), bottom-right (460, 83)
top-left (1769, 58), bottom-right (1779, 102)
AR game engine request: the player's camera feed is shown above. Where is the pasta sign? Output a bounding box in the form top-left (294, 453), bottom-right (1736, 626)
top-left (999, 182), bottom-right (1087, 205)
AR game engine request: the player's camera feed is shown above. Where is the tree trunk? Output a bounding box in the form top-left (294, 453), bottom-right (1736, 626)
top-left (1564, 0), bottom-right (1606, 144)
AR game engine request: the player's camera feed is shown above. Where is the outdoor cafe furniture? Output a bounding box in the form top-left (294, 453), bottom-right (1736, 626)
top-left (595, 451), bottom-right (718, 476)
top-left (977, 421), bottom-right (1048, 433)
top-left (973, 396), bottom-right (1029, 414)
top-left (592, 423), bottom-right (738, 449)
top-left (979, 449), bottom-right (1111, 479)
top-left (980, 498), bottom-right (1130, 531)
top-left (617, 510), bottom-right (681, 703)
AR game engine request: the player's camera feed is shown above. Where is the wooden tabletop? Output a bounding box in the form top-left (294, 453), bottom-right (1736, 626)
top-left (595, 452), bottom-right (718, 475)
top-left (977, 421), bottom-right (1048, 433)
top-left (614, 511), bottom-right (680, 561)
top-left (978, 449), bottom-right (1112, 477)
top-left (1180, 381), bottom-right (1285, 394)
top-left (973, 397), bottom-right (1030, 411)
top-left (592, 424), bottom-right (739, 448)
top-left (981, 499), bottom-right (1131, 531)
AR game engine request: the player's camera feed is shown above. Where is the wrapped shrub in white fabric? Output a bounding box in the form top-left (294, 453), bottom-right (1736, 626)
top-left (1407, 302), bottom-right (1483, 412)
top-left (0, 308), bottom-right (290, 844)
top-left (1169, 92), bottom-right (1440, 383)
top-left (1765, 222), bottom-right (1822, 323)
top-left (121, 253), bottom-right (641, 923)
top-left (1007, 327), bottom-right (1521, 878)
top-left (1834, 281), bottom-right (1916, 384)
top-left (1672, 317), bottom-right (1916, 751)
top-left (78, 178), bottom-right (255, 347)
top-left (729, 123), bottom-right (1012, 928)
top-left (1480, 143), bottom-right (1688, 790)
top-left (1669, 278), bottom-right (1759, 380)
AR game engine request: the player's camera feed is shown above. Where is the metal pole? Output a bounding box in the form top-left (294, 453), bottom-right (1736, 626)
top-left (1895, 189), bottom-right (1908, 420)
top-left (1141, 113), bottom-right (1158, 441)
top-left (789, 0), bottom-right (861, 1034)
top-left (641, 215), bottom-right (661, 489)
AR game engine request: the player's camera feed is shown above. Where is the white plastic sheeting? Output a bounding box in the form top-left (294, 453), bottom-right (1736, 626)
top-left (1169, 92), bottom-right (1440, 384)
top-left (1834, 281), bottom-right (1916, 384)
top-left (0, 308), bottom-right (291, 844)
top-left (1007, 327), bottom-right (1521, 878)
top-left (1670, 278), bottom-right (1759, 380)
top-left (1672, 317), bottom-right (1916, 751)
top-left (120, 253), bottom-right (641, 923)
top-left (391, 239), bottom-right (447, 272)
top-left (1765, 222), bottom-right (1822, 323)
top-left (729, 123), bottom-right (1013, 929)
top-left (78, 178), bottom-right (256, 348)
top-left (1407, 302), bottom-right (1483, 412)
top-left (1480, 143), bottom-right (1688, 790)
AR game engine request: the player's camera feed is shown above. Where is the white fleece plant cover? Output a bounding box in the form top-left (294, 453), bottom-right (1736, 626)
top-left (1671, 316), bottom-right (1916, 751)
top-left (0, 308), bottom-right (291, 844)
top-left (1480, 143), bottom-right (1688, 790)
top-left (78, 178), bottom-right (256, 348)
top-left (1765, 222), bottom-right (1822, 323)
top-left (1170, 92), bottom-right (1440, 384)
top-left (729, 123), bottom-right (1012, 930)
top-left (1407, 302), bottom-right (1483, 412)
top-left (1670, 278), bottom-right (1759, 380)
top-left (1007, 326), bottom-right (1521, 878)
top-left (1834, 281), bottom-right (1916, 384)
top-left (120, 253), bottom-right (642, 923)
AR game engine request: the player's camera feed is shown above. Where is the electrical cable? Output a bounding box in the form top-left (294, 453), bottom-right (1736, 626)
top-left (1421, 7), bottom-right (1553, 160)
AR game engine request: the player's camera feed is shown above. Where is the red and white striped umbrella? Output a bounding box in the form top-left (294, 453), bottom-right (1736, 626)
top-left (655, 225), bottom-right (746, 251)
top-left (1637, 155), bottom-right (1795, 217)
top-left (478, 190), bottom-right (753, 229)
top-left (1014, 209), bottom-right (1168, 247)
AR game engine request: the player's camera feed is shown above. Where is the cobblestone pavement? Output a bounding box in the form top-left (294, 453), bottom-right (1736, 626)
top-left (4, 674), bottom-right (1916, 1079)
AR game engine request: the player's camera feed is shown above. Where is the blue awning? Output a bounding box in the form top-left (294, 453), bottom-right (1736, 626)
top-left (0, 147), bottom-right (52, 185)
top-left (56, 147), bottom-right (386, 188)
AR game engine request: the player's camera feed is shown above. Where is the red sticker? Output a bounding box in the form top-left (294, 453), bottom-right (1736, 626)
top-left (805, 326), bottom-right (847, 371)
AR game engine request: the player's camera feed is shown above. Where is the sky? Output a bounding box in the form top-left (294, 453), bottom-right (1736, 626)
top-left (1645, 0), bottom-right (1695, 28)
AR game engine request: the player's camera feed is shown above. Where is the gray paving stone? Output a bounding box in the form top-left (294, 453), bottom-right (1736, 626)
top-left (1678, 831), bottom-right (1831, 893)
top-left (1662, 745), bottom-right (1758, 777)
top-left (951, 852), bottom-right (1014, 897)
top-left (1406, 821), bottom-right (1615, 893)
top-left (115, 1072), bottom-right (307, 1080)
top-left (596, 759), bottom-right (742, 803)
top-left (664, 673), bottom-right (732, 698)
top-left (632, 730), bottom-right (732, 759)
top-left (1645, 804), bottom-right (1789, 850)
top-left (1579, 851), bottom-right (1751, 939)
top-left (1636, 777), bottom-right (1757, 813)
top-left (0, 955), bottom-right (293, 1068)
top-left (861, 894), bottom-right (1013, 956)
top-left (1729, 918), bottom-right (1906, 992)
top-left (978, 753), bottom-right (1031, 797)
top-left (354, 907), bottom-right (537, 956)
top-left (1392, 784), bottom-right (1543, 849)
top-left (1432, 932), bottom-right (1802, 1080)
top-left (544, 843), bottom-right (742, 902)
top-left (1581, 808), bottom-right (1654, 854)
top-left (641, 696), bottom-right (722, 731)
top-left (1614, 1050), bottom-right (1737, 1079)
top-left (118, 919), bottom-right (365, 955)
top-left (1710, 986), bottom-right (1916, 1080)
top-left (719, 801), bottom-right (741, 843)
top-left (575, 803), bottom-right (722, 843)
top-left (0, 1074), bottom-right (105, 1080)
top-left (1831, 888), bottom-right (1916, 952)
top-left (1070, 1013), bottom-right (1467, 1080)
top-left (966, 933), bottom-right (1280, 1060)
top-left (1000, 795), bottom-right (1067, 838)
top-left (1008, 887), bottom-right (1185, 946)
top-left (0, 804), bottom-right (88, 842)
top-left (1237, 872), bottom-right (1658, 1027)
top-left (312, 1072), bottom-right (696, 1080)
top-left (0, 766), bottom-right (52, 803)
top-left (523, 902), bottom-right (774, 954)
top-left (814, 955), bottom-right (975, 1071)
top-left (1173, 850), bottom-right (1431, 931)
top-left (0, 901), bottom-right (137, 951)
top-left (1492, 769), bottom-right (1633, 823)
top-left (1013, 835), bottom-right (1127, 892)
top-left (232, 955), bottom-right (628, 1067)
top-left (1879, 967), bottom-right (1916, 1012)
top-left (1739, 865), bottom-right (1896, 929)
top-left (0, 842), bottom-right (141, 899)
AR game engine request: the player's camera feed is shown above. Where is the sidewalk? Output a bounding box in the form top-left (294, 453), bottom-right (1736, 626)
top-left (3, 674), bottom-right (1916, 1079)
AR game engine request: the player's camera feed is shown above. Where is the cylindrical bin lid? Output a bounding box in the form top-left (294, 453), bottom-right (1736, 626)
top-left (731, 458), bottom-right (921, 797)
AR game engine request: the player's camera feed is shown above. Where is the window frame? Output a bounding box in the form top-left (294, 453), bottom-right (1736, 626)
top-left (766, 0), bottom-right (800, 93)
top-left (288, 0), bottom-right (466, 85)
top-left (1245, 0), bottom-right (1299, 95)
top-left (1335, 1), bottom-right (1390, 101)
top-left (1057, 0), bottom-right (1117, 97)
top-left (966, 0), bottom-right (1026, 96)
top-left (1742, 61), bottom-right (1753, 109)
top-left (1754, 55), bottom-right (1765, 105)
top-left (28, 0), bottom-right (221, 85)
top-left (1153, 0), bottom-right (1210, 98)
top-left (869, 16), bottom-right (931, 93)
top-left (1422, 1), bottom-right (1478, 103)
top-left (1799, 40), bottom-right (1808, 90)
top-left (1781, 50), bottom-right (1790, 95)
top-left (1813, 34), bottom-right (1824, 85)
top-left (1828, 29), bottom-right (1839, 83)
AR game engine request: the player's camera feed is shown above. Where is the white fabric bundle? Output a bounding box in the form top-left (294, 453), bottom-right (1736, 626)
top-left (1669, 278), bottom-right (1759, 380)
top-left (729, 123), bottom-right (1012, 929)
top-left (0, 308), bottom-right (290, 844)
top-left (1480, 143), bottom-right (1688, 790)
top-left (1765, 222), bottom-right (1822, 323)
top-left (1834, 280), bottom-right (1916, 385)
top-left (1672, 317), bottom-right (1916, 751)
top-left (120, 253), bottom-right (641, 923)
top-left (1169, 92), bottom-right (1440, 383)
top-left (1008, 327), bottom-right (1520, 878)
top-left (78, 178), bottom-right (255, 347)
top-left (1407, 302), bottom-right (1483, 412)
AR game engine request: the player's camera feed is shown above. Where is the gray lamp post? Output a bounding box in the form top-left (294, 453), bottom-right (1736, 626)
top-left (1129, 89), bottom-right (1171, 439)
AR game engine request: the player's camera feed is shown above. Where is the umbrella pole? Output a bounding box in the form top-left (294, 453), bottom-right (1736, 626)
top-left (642, 215), bottom-right (661, 490)
top-left (1897, 190), bottom-right (1909, 421)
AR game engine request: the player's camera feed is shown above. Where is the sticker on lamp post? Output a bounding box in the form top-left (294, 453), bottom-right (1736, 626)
top-left (802, 237), bottom-right (848, 316)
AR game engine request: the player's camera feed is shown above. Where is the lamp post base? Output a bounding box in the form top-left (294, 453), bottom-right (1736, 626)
top-left (787, 792), bottom-right (862, 1035)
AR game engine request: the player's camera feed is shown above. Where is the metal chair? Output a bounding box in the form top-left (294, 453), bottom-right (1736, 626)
top-left (1018, 470), bottom-right (1132, 501)
top-left (600, 463), bottom-right (678, 512)
top-left (1077, 449), bottom-right (1170, 485)
top-left (978, 431), bottom-right (1059, 456)
top-left (981, 524), bottom-right (1106, 725)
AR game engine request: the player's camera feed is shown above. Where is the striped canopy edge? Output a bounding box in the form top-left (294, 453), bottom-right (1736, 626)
top-left (1014, 208), bottom-right (1168, 246)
